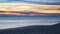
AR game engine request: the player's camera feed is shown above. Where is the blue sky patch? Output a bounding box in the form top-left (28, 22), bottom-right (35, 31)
top-left (0, 0), bottom-right (60, 5)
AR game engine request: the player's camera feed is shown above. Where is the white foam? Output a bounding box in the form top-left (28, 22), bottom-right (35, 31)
top-left (0, 20), bottom-right (59, 29)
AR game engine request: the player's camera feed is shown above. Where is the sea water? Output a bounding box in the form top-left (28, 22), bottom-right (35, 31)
top-left (0, 16), bottom-right (60, 29)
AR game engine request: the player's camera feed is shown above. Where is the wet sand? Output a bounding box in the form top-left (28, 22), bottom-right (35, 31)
top-left (0, 23), bottom-right (60, 34)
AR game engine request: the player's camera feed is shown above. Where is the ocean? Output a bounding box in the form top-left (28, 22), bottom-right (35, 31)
top-left (0, 16), bottom-right (60, 29)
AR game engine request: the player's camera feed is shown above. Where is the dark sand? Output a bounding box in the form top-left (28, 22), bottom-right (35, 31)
top-left (0, 23), bottom-right (60, 34)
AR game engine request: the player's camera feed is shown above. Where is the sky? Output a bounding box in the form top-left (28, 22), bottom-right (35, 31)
top-left (0, 0), bottom-right (60, 5)
top-left (0, 0), bottom-right (60, 16)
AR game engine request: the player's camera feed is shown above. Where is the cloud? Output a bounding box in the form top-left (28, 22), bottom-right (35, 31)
top-left (0, 3), bottom-right (60, 14)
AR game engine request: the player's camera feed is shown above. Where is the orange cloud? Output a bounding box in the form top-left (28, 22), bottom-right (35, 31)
top-left (0, 3), bottom-right (60, 16)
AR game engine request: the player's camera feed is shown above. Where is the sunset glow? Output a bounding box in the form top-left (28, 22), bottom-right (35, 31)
top-left (0, 3), bottom-right (60, 16)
